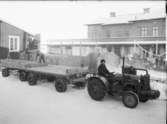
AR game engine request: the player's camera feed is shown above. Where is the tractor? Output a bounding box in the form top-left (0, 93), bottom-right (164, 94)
top-left (87, 57), bottom-right (160, 108)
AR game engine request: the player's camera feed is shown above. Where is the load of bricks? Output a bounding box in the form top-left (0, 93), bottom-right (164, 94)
top-left (0, 59), bottom-right (48, 69)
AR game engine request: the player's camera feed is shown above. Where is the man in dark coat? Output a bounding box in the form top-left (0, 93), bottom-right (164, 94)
top-left (36, 50), bottom-right (46, 63)
top-left (98, 59), bottom-right (114, 86)
top-left (98, 59), bottom-right (110, 77)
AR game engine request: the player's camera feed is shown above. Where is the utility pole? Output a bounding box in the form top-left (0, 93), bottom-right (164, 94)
top-left (155, 43), bottom-right (158, 56)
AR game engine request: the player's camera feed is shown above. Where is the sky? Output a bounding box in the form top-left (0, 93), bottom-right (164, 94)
top-left (0, 1), bottom-right (165, 43)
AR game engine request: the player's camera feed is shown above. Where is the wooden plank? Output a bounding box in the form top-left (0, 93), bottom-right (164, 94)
top-left (0, 59), bottom-right (47, 69)
top-left (0, 59), bottom-right (88, 76)
top-left (29, 65), bottom-right (88, 76)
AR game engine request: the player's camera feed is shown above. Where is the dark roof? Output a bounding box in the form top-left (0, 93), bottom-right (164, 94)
top-left (0, 18), bottom-right (34, 36)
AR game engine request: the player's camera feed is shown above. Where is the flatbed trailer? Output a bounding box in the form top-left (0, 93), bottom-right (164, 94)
top-left (0, 59), bottom-right (89, 92)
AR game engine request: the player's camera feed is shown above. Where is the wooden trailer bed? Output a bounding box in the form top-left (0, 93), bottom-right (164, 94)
top-left (27, 65), bottom-right (88, 76)
top-left (0, 59), bottom-right (89, 92)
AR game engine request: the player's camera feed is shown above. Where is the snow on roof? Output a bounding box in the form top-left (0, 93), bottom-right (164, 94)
top-left (132, 10), bottom-right (166, 21)
top-left (87, 9), bottom-right (166, 25)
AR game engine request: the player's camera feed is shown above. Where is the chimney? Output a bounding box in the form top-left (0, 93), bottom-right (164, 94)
top-left (143, 8), bottom-right (150, 14)
top-left (110, 12), bottom-right (116, 17)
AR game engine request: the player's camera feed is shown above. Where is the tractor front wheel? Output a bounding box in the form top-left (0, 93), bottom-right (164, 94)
top-left (122, 91), bottom-right (139, 108)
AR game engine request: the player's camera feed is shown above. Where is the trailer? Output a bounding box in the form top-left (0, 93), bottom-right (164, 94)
top-left (0, 59), bottom-right (89, 92)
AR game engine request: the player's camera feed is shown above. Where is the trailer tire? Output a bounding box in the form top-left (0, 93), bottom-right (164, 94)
top-left (27, 73), bottom-right (37, 85)
top-left (19, 71), bottom-right (27, 81)
top-left (2, 68), bottom-right (9, 77)
top-left (87, 78), bottom-right (106, 101)
top-left (122, 91), bottom-right (139, 108)
top-left (55, 79), bottom-right (67, 92)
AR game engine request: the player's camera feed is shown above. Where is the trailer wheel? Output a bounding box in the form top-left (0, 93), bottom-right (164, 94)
top-left (2, 68), bottom-right (9, 77)
top-left (55, 79), bottom-right (67, 92)
top-left (122, 91), bottom-right (139, 108)
top-left (87, 78), bottom-right (106, 101)
top-left (19, 71), bottom-right (27, 81)
top-left (27, 73), bottom-right (37, 85)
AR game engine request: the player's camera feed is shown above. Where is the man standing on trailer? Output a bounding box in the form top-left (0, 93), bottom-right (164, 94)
top-left (36, 50), bottom-right (46, 63)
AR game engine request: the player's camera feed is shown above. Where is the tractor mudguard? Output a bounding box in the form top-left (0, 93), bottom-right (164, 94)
top-left (88, 75), bottom-right (110, 90)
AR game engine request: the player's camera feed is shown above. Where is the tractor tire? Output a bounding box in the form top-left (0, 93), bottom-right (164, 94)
top-left (27, 72), bottom-right (37, 85)
top-left (55, 79), bottom-right (67, 92)
top-left (2, 68), bottom-right (9, 77)
top-left (87, 78), bottom-right (106, 101)
top-left (19, 71), bottom-right (27, 81)
top-left (122, 91), bottom-right (139, 108)
top-left (139, 96), bottom-right (149, 103)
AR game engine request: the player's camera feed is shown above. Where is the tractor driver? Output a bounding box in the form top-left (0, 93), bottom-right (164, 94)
top-left (98, 59), bottom-right (115, 85)
top-left (98, 59), bottom-right (114, 78)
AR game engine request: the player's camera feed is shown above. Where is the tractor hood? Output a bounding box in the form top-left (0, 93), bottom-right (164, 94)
top-left (124, 74), bottom-right (141, 81)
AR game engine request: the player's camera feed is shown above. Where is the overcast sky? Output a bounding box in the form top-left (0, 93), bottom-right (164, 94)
top-left (0, 1), bottom-right (165, 42)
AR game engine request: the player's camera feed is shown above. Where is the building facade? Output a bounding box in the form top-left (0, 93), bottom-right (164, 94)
top-left (0, 20), bottom-right (39, 59)
top-left (45, 9), bottom-right (166, 70)
top-left (87, 9), bottom-right (166, 57)
top-left (88, 18), bottom-right (165, 40)
top-left (86, 9), bottom-right (166, 70)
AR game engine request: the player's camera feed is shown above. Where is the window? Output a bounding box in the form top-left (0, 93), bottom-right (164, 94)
top-left (141, 27), bottom-right (147, 37)
top-left (153, 27), bottom-right (158, 36)
top-left (9, 36), bottom-right (20, 52)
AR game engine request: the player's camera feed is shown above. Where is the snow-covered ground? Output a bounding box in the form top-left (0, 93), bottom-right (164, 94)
top-left (0, 75), bottom-right (166, 124)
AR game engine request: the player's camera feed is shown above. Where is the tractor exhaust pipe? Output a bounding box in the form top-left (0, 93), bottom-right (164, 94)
top-left (122, 56), bottom-right (125, 75)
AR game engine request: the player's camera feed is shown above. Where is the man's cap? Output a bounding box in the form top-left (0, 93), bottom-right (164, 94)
top-left (101, 59), bottom-right (105, 63)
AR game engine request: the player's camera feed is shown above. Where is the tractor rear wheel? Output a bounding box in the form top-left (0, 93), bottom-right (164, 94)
top-left (87, 78), bottom-right (106, 101)
top-left (122, 91), bottom-right (139, 108)
top-left (2, 68), bottom-right (9, 77)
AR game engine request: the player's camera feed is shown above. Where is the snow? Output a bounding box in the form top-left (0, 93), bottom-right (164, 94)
top-left (88, 9), bottom-right (165, 25)
top-left (148, 70), bottom-right (166, 81)
top-left (0, 75), bottom-right (166, 124)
